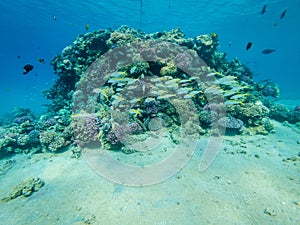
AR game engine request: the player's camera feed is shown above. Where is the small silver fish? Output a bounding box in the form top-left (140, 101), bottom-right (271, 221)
top-left (230, 93), bottom-right (248, 100)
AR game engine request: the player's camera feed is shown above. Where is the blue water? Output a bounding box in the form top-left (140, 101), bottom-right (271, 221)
top-left (0, 0), bottom-right (299, 117)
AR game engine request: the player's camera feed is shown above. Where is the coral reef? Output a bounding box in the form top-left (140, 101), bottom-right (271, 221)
top-left (0, 108), bottom-right (39, 154)
top-left (0, 107), bottom-right (72, 154)
top-left (0, 26), bottom-right (299, 157)
top-left (269, 104), bottom-right (300, 124)
top-left (257, 80), bottom-right (280, 98)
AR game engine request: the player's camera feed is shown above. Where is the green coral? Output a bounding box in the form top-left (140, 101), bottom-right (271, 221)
top-left (106, 30), bottom-right (135, 48)
top-left (0, 134), bottom-right (17, 153)
top-left (40, 130), bottom-right (65, 152)
top-left (160, 64), bottom-right (178, 76)
top-left (227, 102), bottom-right (269, 126)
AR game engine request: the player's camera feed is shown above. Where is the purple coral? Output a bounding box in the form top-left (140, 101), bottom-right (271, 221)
top-left (107, 132), bottom-right (119, 145)
top-left (145, 100), bottom-right (159, 115)
top-left (44, 118), bottom-right (57, 127)
top-left (28, 130), bottom-right (40, 144)
top-left (73, 114), bottom-right (100, 144)
top-left (140, 47), bottom-right (157, 61)
top-left (127, 122), bottom-right (142, 133)
top-left (203, 103), bottom-right (219, 112)
top-left (14, 116), bottom-right (34, 125)
top-left (112, 124), bottom-right (126, 143)
top-left (84, 115), bottom-right (99, 141)
top-left (217, 116), bottom-right (243, 132)
top-left (109, 122), bottom-right (142, 145)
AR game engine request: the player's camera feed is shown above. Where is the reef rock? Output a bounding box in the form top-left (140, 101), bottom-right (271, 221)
top-left (1, 177), bottom-right (44, 203)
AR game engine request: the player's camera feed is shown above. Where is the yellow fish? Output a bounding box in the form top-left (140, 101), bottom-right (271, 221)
top-left (157, 94), bottom-right (176, 100)
top-left (85, 24), bottom-right (89, 30)
top-left (206, 72), bottom-right (221, 77)
top-left (93, 88), bottom-right (109, 101)
top-left (71, 111), bottom-right (93, 119)
top-left (225, 100), bottom-right (243, 105)
top-left (130, 108), bottom-right (142, 117)
top-left (230, 93), bottom-right (249, 100)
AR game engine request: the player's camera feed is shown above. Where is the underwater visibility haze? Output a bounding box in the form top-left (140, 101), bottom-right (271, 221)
top-left (0, 0), bottom-right (299, 224)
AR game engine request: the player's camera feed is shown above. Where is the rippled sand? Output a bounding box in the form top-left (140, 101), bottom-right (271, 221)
top-left (0, 120), bottom-right (299, 225)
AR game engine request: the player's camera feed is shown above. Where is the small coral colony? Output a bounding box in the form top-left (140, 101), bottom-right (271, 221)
top-left (1, 26), bottom-right (299, 155)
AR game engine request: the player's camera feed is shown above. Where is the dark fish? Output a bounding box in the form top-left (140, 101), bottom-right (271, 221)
top-left (261, 4), bottom-right (267, 14)
top-left (280, 9), bottom-right (287, 19)
top-left (246, 42), bottom-right (252, 50)
top-left (23, 64), bottom-right (34, 75)
top-left (262, 49), bottom-right (276, 54)
top-left (38, 58), bottom-right (45, 64)
top-left (17, 55), bottom-right (21, 59)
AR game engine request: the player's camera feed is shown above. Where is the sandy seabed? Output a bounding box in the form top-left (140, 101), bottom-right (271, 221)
top-left (0, 120), bottom-right (299, 225)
